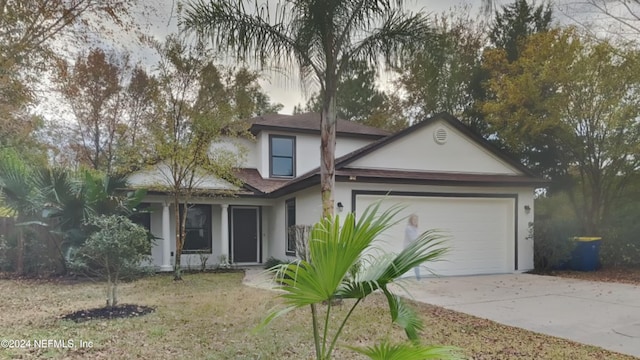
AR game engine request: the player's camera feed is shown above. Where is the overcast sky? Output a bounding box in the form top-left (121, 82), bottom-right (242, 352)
top-left (117, 0), bottom-right (511, 114)
top-left (42, 0), bottom-right (637, 119)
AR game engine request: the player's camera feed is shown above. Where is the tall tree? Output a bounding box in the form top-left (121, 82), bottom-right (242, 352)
top-left (0, 0), bottom-right (133, 154)
top-left (396, 9), bottom-right (487, 132)
top-left (181, 0), bottom-right (432, 218)
top-left (56, 48), bottom-right (129, 174)
top-left (489, 0), bottom-right (553, 62)
top-left (482, 28), bottom-right (640, 236)
top-left (301, 60), bottom-right (395, 126)
top-left (147, 35), bottom-right (259, 280)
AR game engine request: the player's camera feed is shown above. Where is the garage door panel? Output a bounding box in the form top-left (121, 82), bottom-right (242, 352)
top-left (355, 194), bottom-right (515, 277)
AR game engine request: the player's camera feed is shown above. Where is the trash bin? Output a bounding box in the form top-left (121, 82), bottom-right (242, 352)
top-left (569, 237), bottom-right (602, 271)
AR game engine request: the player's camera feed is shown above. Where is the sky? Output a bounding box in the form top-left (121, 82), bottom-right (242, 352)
top-left (109, 0), bottom-right (492, 114)
top-left (41, 0), bottom-right (638, 119)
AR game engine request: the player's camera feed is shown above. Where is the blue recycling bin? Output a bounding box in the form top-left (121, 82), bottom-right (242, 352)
top-left (569, 237), bottom-right (602, 271)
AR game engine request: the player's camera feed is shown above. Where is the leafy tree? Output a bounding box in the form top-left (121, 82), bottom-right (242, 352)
top-left (70, 215), bottom-right (151, 308)
top-left (489, 0), bottom-right (553, 62)
top-left (146, 35), bottom-right (246, 281)
top-left (301, 60), bottom-right (405, 129)
top-left (396, 9), bottom-right (487, 132)
top-left (482, 28), bottom-right (640, 236)
top-left (0, 0), bottom-right (133, 156)
top-left (56, 48), bottom-right (130, 173)
top-left (260, 203), bottom-right (456, 360)
top-left (181, 0), bottom-right (432, 218)
top-left (116, 66), bottom-right (161, 173)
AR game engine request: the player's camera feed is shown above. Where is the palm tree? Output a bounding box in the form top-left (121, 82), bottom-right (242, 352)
top-left (0, 149), bottom-right (45, 274)
top-left (259, 203), bottom-right (457, 359)
top-left (181, 0), bottom-right (432, 218)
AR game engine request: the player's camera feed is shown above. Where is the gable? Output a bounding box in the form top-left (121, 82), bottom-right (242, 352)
top-left (347, 119), bottom-right (522, 175)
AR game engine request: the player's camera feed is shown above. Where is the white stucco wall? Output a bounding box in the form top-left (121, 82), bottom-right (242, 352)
top-left (272, 182), bottom-right (535, 273)
top-left (209, 136), bottom-right (257, 168)
top-left (143, 195), bottom-right (274, 268)
top-left (128, 164), bottom-right (237, 190)
top-left (349, 120), bottom-right (520, 175)
top-left (255, 131), bottom-right (374, 178)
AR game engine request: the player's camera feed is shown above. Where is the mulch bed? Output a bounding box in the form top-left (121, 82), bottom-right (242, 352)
top-left (61, 304), bottom-right (155, 323)
top-left (547, 266), bottom-right (640, 286)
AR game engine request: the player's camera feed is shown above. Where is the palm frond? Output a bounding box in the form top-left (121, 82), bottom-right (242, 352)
top-left (349, 341), bottom-right (462, 360)
top-left (347, 10), bottom-right (431, 70)
top-left (181, 0), bottom-right (312, 75)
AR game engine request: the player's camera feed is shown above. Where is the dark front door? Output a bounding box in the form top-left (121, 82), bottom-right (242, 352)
top-left (231, 207), bottom-right (260, 263)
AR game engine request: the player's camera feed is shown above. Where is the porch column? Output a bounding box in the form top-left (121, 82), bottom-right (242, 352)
top-left (220, 204), bottom-right (229, 263)
top-left (160, 202), bottom-right (172, 272)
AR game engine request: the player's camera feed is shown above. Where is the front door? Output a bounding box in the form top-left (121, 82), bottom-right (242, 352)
top-left (230, 206), bottom-right (260, 263)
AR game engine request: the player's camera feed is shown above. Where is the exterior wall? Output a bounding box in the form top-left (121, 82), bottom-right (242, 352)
top-left (142, 194), bottom-right (274, 269)
top-left (256, 131), bottom-right (374, 178)
top-left (267, 197), bottom-right (287, 260)
top-left (349, 120), bottom-right (520, 175)
top-left (209, 136), bottom-right (257, 168)
top-left (128, 164), bottom-right (236, 190)
top-left (298, 182), bottom-right (535, 273)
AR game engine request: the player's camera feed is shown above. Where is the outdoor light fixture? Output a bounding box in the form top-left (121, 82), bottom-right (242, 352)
top-left (337, 202), bottom-right (344, 212)
top-left (524, 205), bottom-right (531, 214)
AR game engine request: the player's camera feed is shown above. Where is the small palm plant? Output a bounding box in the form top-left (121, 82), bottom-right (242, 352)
top-left (259, 203), bottom-right (460, 359)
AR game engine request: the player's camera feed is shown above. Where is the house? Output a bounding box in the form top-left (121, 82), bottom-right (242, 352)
top-left (128, 112), bottom-right (546, 276)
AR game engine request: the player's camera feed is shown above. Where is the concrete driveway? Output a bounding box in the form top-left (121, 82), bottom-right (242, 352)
top-left (391, 274), bottom-right (640, 358)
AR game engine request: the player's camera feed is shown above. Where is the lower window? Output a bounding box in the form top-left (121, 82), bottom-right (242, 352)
top-left (285, 198), bottom-right (296, 256)
top-left (181, 204), bottom-right (212, 253)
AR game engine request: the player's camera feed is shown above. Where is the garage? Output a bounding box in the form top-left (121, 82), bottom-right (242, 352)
top-left (354, 192), bottom-right (517, 277)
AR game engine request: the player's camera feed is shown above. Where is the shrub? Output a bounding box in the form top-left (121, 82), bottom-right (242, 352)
top-left (264, 256), bottom-right (288, 270)
top-left (532, 220), bottom-right (575, 271)
top-left (533, 194), bottom-right (579, 272)
top-left (70, 215), bottom-right (152, 307)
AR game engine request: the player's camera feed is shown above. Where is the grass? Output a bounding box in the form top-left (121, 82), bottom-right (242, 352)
top-left (0, 272), bottom-right (635, 359)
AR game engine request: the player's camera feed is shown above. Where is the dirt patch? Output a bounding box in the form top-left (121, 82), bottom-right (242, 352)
top-left (61, 304), bottom-right (155, 323)
top-left (547, 267), bottom-right (640, 286)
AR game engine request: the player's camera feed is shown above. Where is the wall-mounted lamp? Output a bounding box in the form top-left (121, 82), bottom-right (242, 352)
top-left (337, 202), bottom-right (344, 212)
top-left (524, 205), bottom-right (531, 214)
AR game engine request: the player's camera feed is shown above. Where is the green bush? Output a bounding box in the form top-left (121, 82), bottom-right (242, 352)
top-left (70, 215), bottom-right (153, 307)
top-left (264, 256), bottom-right (289, 270)
top-left (600, 228), bottom-right (640, 267)
top-left (533, 194), bottom-right (579, 272)
top-left (0, 228), bottom-right (58, 275)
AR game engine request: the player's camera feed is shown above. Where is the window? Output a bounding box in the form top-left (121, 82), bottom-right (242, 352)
top-left (130, 203), bottom-right (153, 254)
top-left (270, 135), bottom-right (295, 177)
top-left (181, 204), bottom-right (212, 253)
top-left (130, 203), bottom-right (151, 231)
top-left (285, 198), bottom-right (296, 256)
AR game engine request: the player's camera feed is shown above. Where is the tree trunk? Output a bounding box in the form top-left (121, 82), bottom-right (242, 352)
top-left (112, 276), bottom-right (118, 307)
top-left (173, 195), bottom-right (183, 280)
top-left (320, 92), bottom-right (337, 219)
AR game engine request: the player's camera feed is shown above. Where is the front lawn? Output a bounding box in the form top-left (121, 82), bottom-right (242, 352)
top-left (0, 272), bottom-right (634, 359)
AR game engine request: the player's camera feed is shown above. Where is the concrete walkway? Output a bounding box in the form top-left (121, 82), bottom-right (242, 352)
top-left (244, 270), bottom-right (640, 358)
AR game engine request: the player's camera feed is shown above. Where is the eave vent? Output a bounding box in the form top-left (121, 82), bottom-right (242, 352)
top-left (433, 127), bottom-right (448, 144)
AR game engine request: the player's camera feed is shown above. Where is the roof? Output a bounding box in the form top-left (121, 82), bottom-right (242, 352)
top-left (334, 112), bottom-right (536, 177)
top-left (261, 112), bottom-right (548, 197)
top-left (249, 112), bottom-right (390, 139)
top-left (234, 168), bottom-right (289, 194)
top-left (133, 113), bottom-right (547, 198)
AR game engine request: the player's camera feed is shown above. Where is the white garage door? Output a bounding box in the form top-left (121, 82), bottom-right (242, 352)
top-left (355, 193), bottom-right (515, 277)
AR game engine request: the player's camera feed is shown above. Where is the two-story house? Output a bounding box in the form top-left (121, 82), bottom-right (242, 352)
top-left (129, 112), bottom-right (546, 277)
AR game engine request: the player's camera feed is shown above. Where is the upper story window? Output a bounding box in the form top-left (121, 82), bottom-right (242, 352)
top-left (270, 135), bottom-right (296, 177)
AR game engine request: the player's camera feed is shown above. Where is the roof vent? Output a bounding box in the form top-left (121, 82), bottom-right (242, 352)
top-left (433, 127), bottom-right (448, 144)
